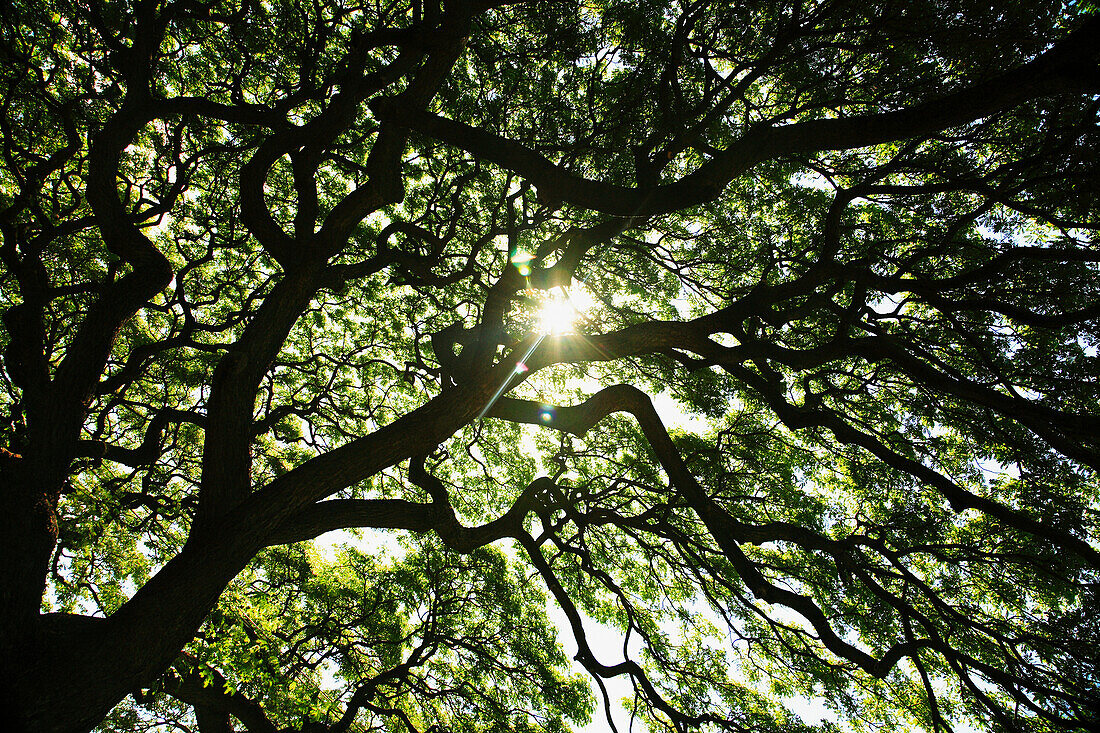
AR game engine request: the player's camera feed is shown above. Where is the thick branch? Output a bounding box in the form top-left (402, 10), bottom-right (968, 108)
top-left (373, 15), bottom-right (1100, 216)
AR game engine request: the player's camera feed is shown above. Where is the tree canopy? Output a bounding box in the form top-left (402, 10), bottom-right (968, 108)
top-left (2, 1), bottom-right (1099, 731)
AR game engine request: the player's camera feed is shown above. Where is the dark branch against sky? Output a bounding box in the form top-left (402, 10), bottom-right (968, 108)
top-left (1, 1), bottom-right (1099, 732)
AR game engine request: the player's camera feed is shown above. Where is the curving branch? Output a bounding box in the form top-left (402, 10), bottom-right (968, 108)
top-left (372, 14), bottom-right (1100, 216)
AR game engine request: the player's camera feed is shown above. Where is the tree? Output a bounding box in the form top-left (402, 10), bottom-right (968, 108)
top-left (1, 0), bottom-right (1098, 730)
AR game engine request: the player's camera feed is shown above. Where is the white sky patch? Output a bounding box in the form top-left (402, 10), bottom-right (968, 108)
top-left (976, 457), bottom-right (1021, 482)
top-left (790, 170), bottom-right (832, 191)
top-left (783, 694), bottom-right (832, 725)
top-left (543, 601), bottom-right (639, 733)
top-left (312, 527), bottom-right (397, 563)
top-left (652, 392), bottom-right (710, 434)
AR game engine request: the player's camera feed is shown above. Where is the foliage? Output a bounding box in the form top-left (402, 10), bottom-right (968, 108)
top-left (1, 1), bottom-right (1098, 732)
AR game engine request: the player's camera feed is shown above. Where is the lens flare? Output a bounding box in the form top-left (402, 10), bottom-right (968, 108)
top-left (511, 249), bottom-right (535, 278)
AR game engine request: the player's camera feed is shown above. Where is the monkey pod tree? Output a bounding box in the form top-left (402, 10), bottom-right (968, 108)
top-left (1, 1), bottom-right (1098, 731)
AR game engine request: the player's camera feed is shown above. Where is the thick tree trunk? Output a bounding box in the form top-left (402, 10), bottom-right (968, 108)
top-left (0, 370), bottom-right (500, 731)
top-left (0, 534), bottom-right (250, 733)
top-left (0, 459), bottom-right (68, 732)
top-left (0, 467), bottom-right (56, 633)
top-left (0, 450), bottom-right (242, 733)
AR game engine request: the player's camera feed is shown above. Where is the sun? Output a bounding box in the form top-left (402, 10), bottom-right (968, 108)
top-left (535, 283), bottom-right (596, 336)
top-left (538, 296), bottom-right (578, 335)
